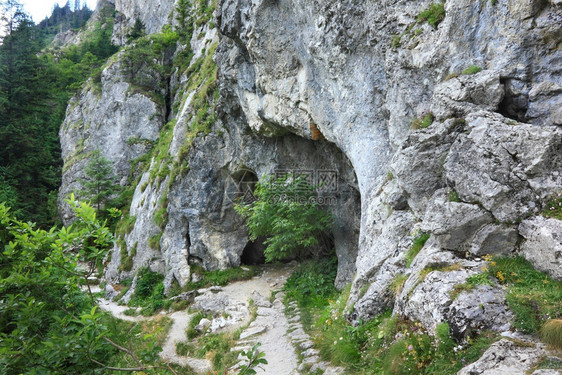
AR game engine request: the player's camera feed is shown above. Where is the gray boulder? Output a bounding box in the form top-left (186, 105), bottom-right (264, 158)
top-left (444, 113), bottom-right (562, 222)
top-left (519, 216), bottom-right (562, 281)
top-left (448, 285), bottom-right (512, 338)
top-left (468, 224), bottom-right (519, 257)
top-left (422, 190), bottom-right (493, 252)
top-left (430, 70), bottom-right (505, 121)
top-left (458, 339), bottom-right (549, 375)
top-left (402, 269), bottom-right (473, 334)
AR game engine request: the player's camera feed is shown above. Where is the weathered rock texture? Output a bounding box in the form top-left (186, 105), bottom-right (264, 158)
top-left (112, 0), bottom-right (176, 44)
top-left (59, 0), bottom-right (562, 370)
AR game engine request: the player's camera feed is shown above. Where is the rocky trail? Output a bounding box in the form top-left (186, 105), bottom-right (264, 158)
top-left (90, 265), bottom-right (343, 374)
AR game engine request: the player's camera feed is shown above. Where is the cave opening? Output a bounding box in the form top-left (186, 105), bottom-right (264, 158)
top-left (497, 78), bottom-right (529, 122)
top-left (240, 238), bottom-right (266, 265)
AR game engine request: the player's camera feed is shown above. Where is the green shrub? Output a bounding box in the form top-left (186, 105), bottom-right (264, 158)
top-left (284, 257), bottom-right (338, 308)
top-left (462, 65), bottom-right (483, 75)
top-left (412, 112), bottom-right (434, 129)
top-left (235, 175), bottom-right (333, 262)
top-left (134, 267), bottom-right (164, 298)
top-left (129, 267), bottom-right (167, 315)
top-left (417, 3), bottom-right (446, 28)
top-left (405, 232), bottom-right (430, 267)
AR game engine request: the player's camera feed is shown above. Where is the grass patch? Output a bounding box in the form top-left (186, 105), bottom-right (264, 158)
top-left (119, 243), bottom-right (137, 272)
top-left (148, 232), bottom-right (162, 250)
top-left (186, 311), bottom-right (209, 339)
top-left (182, 330), bottom-right (239, 371)
top-left (405, 232), bottom-right (430, 267)
top-left (280, 257), bottom-right (499, 373)
top-left (306, 292), bottom-right (497, 374)
top-left (449, 271), bottom-right (493, 300)
top-left (461, 65), bottom-right (483, 75)
top-left (412, 112), bottom-right (434, 130)
top-left (541, 319), bottom-right (562, 350)
top-left (185, 266), bottom-right (259, 291)
top-left (448, 190), bottom-right (460, 202)
top-left (115, 214), bottom-right (136, 236)
top-left (417, 2), bottom-right (446, 29)
top-left (533, 356), bottom-right (562, 371)
top-left (390, 274), bottom-right (409, 297)
top-left (483, 257), bottom-right (562, 334)
top-left (542, 193), bottom-right (562, 220)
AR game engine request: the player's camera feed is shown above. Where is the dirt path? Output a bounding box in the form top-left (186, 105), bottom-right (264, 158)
top-left (90, 264), bottom-right (302, 374)
top-left (232, 267), bottom-right (300, 375)
top-left (160, 311), bottom-right (212, 373)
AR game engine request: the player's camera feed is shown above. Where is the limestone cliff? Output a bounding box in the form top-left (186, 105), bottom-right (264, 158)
top-left (58, 0), bottom-right (561, 370)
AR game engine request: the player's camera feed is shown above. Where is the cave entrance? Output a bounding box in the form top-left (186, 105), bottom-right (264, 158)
top-left (498, 78), bottom-right (529, 122)
top-left (229, 168), bottom-right (265, 265)
top-left (240, 237), bottom-right (266, 265)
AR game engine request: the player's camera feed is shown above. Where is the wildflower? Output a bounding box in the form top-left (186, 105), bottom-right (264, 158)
top-left (408, 345), bottom-right (414, 351)
top-left (496, 271), bottom-right (505, 282)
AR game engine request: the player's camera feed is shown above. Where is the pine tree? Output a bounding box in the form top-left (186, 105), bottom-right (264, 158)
top-left (0, 1), bottom-right (61, 226)
top-left (127, 17), bottom-right (145, 41)
top-left (80, 151), bottom-right (119, 212)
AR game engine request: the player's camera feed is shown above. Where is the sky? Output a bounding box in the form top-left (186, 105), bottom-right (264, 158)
top-left (21, 0), bottom-right (99, 23)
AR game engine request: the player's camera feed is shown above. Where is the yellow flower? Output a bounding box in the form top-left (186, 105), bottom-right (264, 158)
top-left (496, 271), bottom-right (505, 282)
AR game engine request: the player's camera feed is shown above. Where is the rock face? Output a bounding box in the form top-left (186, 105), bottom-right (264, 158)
top-left (458, 339), bottom-right (549, 375)
top-left (112, 0), bottom-right (176, 43)
top-left (58, 53), bottom-right (165, 222)
top-left (58, 0), bottom-right (562, 369)
top-left (519, 216), bottom-right (562, 281)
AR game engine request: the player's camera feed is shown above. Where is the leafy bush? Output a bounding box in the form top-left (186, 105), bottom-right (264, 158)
top-left (417, 3), bottom-right (446, 28)
top-left (235, 175), bottom-right (333, 262)
top-left (239, 343), bottom-right (268, 375)
top-left (0, 198), bottom-right (116, 373)
top-left (129, 267), bottom-right (167, 315)
top-left (284, 257), bottom-right (338, 308)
